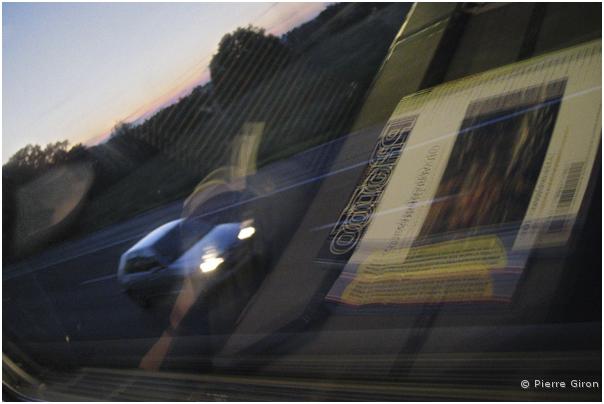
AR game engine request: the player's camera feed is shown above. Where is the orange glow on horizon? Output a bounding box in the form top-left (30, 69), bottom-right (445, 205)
top-left (82, 67), bottom-right (212, 147)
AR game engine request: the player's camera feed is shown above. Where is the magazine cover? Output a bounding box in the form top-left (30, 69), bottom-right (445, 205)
top-left (321, 40), bottom-right (602, 306)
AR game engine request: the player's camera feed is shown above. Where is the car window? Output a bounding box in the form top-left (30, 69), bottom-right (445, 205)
top-left (3, 2), bottom-right (601, 401)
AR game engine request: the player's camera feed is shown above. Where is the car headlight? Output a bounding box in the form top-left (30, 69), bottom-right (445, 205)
top-left (199, 252), bottom-right (224, 273)
top-left (237, 225), bottom-right (256, 240)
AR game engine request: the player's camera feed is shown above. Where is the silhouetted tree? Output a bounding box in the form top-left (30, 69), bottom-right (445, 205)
top-left (5, 140), bottom-right (70, 176)
top-left (3, 140), bottom-right (93, 186)
top-left (210, 26), bottom-right (291, 106)
top-left (110, 121), bottom-right (133, 138)
top-left (3, 139), bottom-right (91, 261)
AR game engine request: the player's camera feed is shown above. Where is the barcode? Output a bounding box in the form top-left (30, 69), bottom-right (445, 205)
top-left (556, 162), bottom-right (584, 210)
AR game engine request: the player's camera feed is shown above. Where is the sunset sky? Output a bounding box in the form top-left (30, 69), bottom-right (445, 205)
top-left (2, 2), bottom-right (328, 162)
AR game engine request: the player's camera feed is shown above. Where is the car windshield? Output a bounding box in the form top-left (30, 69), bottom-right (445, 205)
top-left (3, 2), bottom-right (602, 402)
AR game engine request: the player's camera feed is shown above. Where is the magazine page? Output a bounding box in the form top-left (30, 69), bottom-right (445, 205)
top-left (321, 40), bottom-right (602, 306)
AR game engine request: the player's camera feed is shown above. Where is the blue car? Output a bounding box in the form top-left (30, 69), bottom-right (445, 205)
top-left (118, 216), bottom-right (263, 306)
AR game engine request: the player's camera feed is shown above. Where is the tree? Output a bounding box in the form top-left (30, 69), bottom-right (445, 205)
top-left (6, 140), bottom-right (69, 170)
top-left (3, 140), bottom-right (89, 185)
top-left (209, 26), bottom-right (291, 107)
top-left (3, 139), bottom-right (89, 261)
top-left (110, 121), bottom-right (133, 138)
